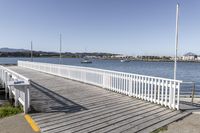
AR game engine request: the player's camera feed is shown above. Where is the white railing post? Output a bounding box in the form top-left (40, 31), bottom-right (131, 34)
top-left (138, 76), bottom-right (141, 98)
top-left (23, 87), bottom-right (27, 113)
top-left (150, 78), bottom-right (153, 102)
top-left (147, 77), bottom-right (150, 101)
top-left (129, 75), bottom-right (133, 96)
top-left (27, 86), bottom-right (30, 110)
top-left (169, 81), bottom-right (172, 109)
top-left (161, 79), bottom-right (164, 105)
top-left (24, 86), bottom-right (30, 114)
top-left (103, 72), bottom-right (106, 88)
top-left (135, 76), bottom-right (138, 98)
top-left (172, 81), bottom-right (176, 109)
top-left (165, 81), bottom-right (168, 107)
top-left (144, 77), bottom-right (147, 100)
top-left (154, 78), bottom-right (157, 103)
top-left (176, 82), bottom-right (180, 110)
top-left (8, 74), bottom-right (13, 99)
top-left (14, 88), bottom-right (19, 107)
top-left (84, 70), bottom-right (87, 83)
top-left (157, 79), bottom-right (161, 104)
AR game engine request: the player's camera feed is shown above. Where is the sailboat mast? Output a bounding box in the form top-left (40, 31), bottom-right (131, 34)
top-left (59, 33), bottom-right (62, 64)
top-left (31, 41), bottom-right (33, 62)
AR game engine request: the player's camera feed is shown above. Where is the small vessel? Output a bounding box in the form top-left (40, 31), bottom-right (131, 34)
top-left (120, 59), bottom-right (131, 63)
top-left (81, 58), bottom-right (92, 63)
top-left (81, 48), bottom-right (92, 63)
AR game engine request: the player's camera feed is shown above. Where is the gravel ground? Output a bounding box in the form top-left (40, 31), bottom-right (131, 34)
top-left (162, 113), bottom-right (200, 133)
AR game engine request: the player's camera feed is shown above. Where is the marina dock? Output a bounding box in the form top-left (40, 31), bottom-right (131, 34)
top-left (0, 62), bottom-right (190, 133)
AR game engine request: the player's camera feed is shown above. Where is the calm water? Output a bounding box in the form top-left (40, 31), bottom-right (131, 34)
top-left (1, 57), bottom-right (199, 94)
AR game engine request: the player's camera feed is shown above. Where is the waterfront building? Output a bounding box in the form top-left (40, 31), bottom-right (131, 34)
top-left (196, 56), bottom-right (200, 61)
top-left (182, 52), bottom-right (197, 61)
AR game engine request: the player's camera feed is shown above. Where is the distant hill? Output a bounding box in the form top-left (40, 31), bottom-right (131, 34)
top-left (0, 47), bottom-right (29, 52)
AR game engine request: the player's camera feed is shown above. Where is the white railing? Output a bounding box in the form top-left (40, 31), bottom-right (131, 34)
top-left (0, 65), bottom-right (30, 113)
top-left (18, 61), bottom-right (182, 110)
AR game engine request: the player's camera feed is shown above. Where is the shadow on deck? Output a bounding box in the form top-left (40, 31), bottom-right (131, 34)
top-left (29, 81), bottom-right (87, 113)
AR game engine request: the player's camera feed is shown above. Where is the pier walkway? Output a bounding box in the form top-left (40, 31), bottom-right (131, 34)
top-left (7, 66), bottom-right (190, 133)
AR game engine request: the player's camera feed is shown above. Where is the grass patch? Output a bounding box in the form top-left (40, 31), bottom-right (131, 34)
top-left (0, 102), bottom-right (23, 118)
top-left (151, 126), bottom-right (168, 133)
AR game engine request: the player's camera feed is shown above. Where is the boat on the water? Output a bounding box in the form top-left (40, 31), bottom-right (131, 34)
top-left (81, 58), bottom-right (92, 63)
top-left (120, 59), bottom-right (131, 62)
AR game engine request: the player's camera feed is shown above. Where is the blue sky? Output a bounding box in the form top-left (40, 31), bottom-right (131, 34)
top-left (0, 0), bottom-right (199, 56)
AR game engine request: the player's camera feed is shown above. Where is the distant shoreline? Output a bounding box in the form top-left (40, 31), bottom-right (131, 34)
top-left (1, 56), bottom-right (200, 63)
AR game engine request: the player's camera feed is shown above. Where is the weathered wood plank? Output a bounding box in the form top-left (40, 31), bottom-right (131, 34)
top-left (74, 106), bottom-right (169, 133)
top-left (43, 104), bottom-right (159, 133)
top-left (32, 97), bottom-right (143, 121)
top-left (39, 102), bottom-right (151, 130)
top-left (34, 99), bottom-right (143, 122)
top-left (136, 111), bottom-right (191, 133)
top-left (121, 111), bottom-right (181, 133)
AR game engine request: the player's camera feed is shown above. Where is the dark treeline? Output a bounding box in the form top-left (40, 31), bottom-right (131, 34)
top-left (0, 51), bottom-right (116, 58)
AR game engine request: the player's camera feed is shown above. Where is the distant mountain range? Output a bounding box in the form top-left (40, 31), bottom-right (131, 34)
top-left (0, 47), bottom-right (29, 52)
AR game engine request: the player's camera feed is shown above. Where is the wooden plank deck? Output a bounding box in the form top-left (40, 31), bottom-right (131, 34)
top-left (7, 66), bottom-right (190, 133)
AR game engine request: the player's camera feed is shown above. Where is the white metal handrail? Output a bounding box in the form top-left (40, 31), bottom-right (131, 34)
top-left (18, 61), bottom-right (182, 110)
top-left (0, 65), bottom-right (30, 113)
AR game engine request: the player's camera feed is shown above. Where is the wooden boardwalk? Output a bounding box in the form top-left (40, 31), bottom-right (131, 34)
top-left (8, 66), bottom-right (190, 133)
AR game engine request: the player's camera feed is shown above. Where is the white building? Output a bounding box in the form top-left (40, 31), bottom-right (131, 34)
top-left (182, 52), bottom-right (197, 61)
top-left (196, 56), bottom-right (200, 61)
top-left (111, 54), bottom-right (126, 58)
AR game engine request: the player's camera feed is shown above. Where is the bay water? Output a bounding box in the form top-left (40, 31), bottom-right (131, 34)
top-left (1, 57), bottom-right (199, 95)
